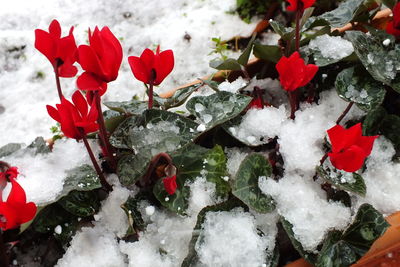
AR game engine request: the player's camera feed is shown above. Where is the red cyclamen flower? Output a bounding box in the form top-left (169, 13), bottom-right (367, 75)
top-left (46, 90), bottom-right (99, 140)
top-left (327, 123), bottom-right (379, 173)
top-left (128, 45), bottom-right (174, 86)
top-left (248, 97), bottom-right (264, 110)
top-left (162, 175), bottom-right (177, 195)
top-left (35, 19), bottom-right (78, 77)
top-left (286, 0), bottom-right (316, 12)
top-left (276, 52), bottom-right (318, 92)
top-left (386, 3), bottom-right (400, 37)
top-left (77, 26), bottom-right (123, 94)
top-left (0, 180), bottom-right (37, 230)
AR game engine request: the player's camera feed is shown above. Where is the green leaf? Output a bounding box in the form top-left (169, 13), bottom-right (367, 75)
top-left (0, 143), bottom-right (22, 158)
top-left (121, 196), bottom-right (145, 236)
top-left (381, 114), bottom-right (400, 150)
top-left (346, 30), bottom-right (400, 92)
top-left (104, 99), bottom-right (148, 116)
top-left (253, 44), bottom-right (282, 63)
top-left (316, 231), bottom-right (359, 267)
top-left (306, 35), bottom-right (354, 67)
top-left (27, 137), bottom-right (50, 155)
top-left (58, 190), bottom-right (100, 217)
top-left (55, 164), bottom-right (102, 203)
top-left (362, 107), bottom-right (387, 136)
top-left (382, 0), bottom-right (396, 9)
top-left (209, 58), bottom-right (242, 71)
top-left (117, 153), bottom-right (151, 186)
top-left (316, 204), bottom-right (389, 267)
top-left (237, 34), bottom-right (256, 66)
top-left (336, 66), bottom-right (386, 111)
top-left (32, 203), bottom-right (80, 244)
top-left (103, 110), bottom-right (126, 133)
top-left (153, 145), bottom-right (230, 214)
top-left (110, 110), bottom-right (199, 153)
top-left (186, 91), bottom-right (252, 129)
top-left (181, 198), bottom-right (247, 267)
top-left (269, 20), bottom-right (294, 41)
top-left (316, 165), bottom-right (366, 196)
top-left (280, 218), bottom-right (318, 264)
top-left (232, 154), bottom-right (275, 213)
top-left (318, 0), bottom-right (365, 28)
top-left (153, 83), bottom-right (203, 110)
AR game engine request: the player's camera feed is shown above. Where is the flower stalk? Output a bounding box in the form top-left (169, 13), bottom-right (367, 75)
top-left (79, 128), bottom-right (112, 192)
top-left (53, 60), bottom-right (63, 101)
top-left (94, 91), bottom-right (117, 171)
top-left (336, 102), bottom-right (354, 125)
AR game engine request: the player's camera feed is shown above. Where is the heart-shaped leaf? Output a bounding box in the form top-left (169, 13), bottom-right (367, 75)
top-left (232, 154), bottom-right (275, 213)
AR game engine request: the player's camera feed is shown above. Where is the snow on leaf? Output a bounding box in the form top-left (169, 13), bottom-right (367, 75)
top-left (336, 66), bottom-right (386, 111)
top-left (186, 91), bottom-right (251, 130)
top-left (232, 154), bottom-right (275, 213)
top-left (153, 145), bottom-right (230, 215)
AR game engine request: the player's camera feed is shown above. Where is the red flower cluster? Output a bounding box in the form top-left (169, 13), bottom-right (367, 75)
top-left (286, 0), bottom-right (316, 12)
top-left (77, 27), bottom-right (123, 94)
top-left (0, 168), bottom-right (36, 231)
top-left (128, 45), bottom-right (174, 86)
top-left (35, 20), bottom-right (78, 77)
top-left (163, 175), bottom-right (177, 195)
top-left (327, 123), bottom-right (378, 172)
top-left (46, 91), bottom-right (99, 139)
top-left (276, 52), bottom-right (318, 92)
top-left (387, 3), bottom-right (400, 37)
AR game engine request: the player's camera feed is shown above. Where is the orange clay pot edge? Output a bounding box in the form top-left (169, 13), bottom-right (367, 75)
top-left (160, 8), bottom-right (392, 99)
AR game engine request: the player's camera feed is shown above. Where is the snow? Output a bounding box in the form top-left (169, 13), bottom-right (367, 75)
top-left (259, 174), bottom-right (352, 252)
top-left (93, 182), bottom-right (131, 238)
top-left (279, 90), bottom-right (363, 176)
top-left (0, 138), bottom-right (98, 205)
top-left (195, 209), bottom-right (276, 267)
top-left (355, 137), bottom-right (400, 215)
top-left (56, 227), bottom-right (126, 267)
top-left (218, 76), bottom-right (248, 93)
top-left (309, 34), bottom-right (354, 60)
top-left (54, 225), bottom-right (62, 235)
top-left (225, 147), bottom-right (251, 177)
top-left (145, 206), bottom-right (155, 216)
top-left (119, 177), bottom-right (220, 267)
top-left (228, 105), bottom-right (287, 146)
top-left (0, 0), bottom-right (257, 147)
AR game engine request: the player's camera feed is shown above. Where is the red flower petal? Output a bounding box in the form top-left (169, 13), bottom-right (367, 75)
top-left (327, 124), bottom-right (361, 153)
top-left (78, 45), bottom-right (104, 77)
top-left (35, 29), bottom-right (56, 64)
top-left (77, 72), bottom-right (106, 91)
top-left (5, 167), bottom-right (19, 180)
top-left (8, 180), bottom-right (27, 204)
top-left (356, 135), bottom-right (379, 157)
top-left (58, 61), bottom-right (78, 78)
top-left (328, 145), bottom-right (367, 173)
top-left (49, 20), bottom-right (61, 39)
top-left (163, 175), bottom-right (177, 195)
top-left (46, 105), bottom-right (61, 123)
top-left (154, 49), bottom-right (174, 85)
top-left (286, 0), bottom-right (298, 11)
top-left (72, 90), bottom-right (88, 118)
top-left (16, 202), bottom-right (37, 225)
top-left (128, 56), bottom-right (150, 84)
